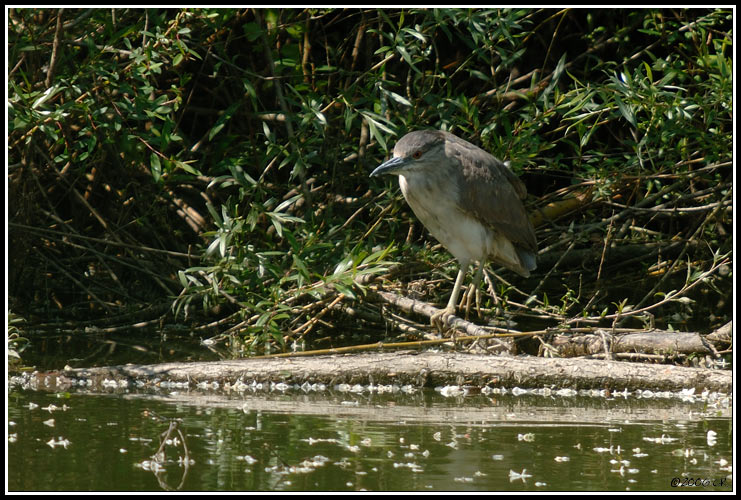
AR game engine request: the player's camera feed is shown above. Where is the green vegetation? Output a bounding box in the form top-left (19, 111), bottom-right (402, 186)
top-left (8, 8), bottom-right (732, 356)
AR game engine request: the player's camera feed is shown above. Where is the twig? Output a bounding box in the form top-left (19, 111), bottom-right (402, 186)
top-left (629, 187), bottom-right (732, 315)
top-left (9, 223), bottom-right (193, 259)
top-left (293, 293), bottom-right (346, 337)
top-left (45, 9), bottom-right (64, 88)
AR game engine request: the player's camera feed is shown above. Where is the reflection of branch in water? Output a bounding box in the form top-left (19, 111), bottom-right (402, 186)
top-left (141, 411), bottom-right (191, 491)
top-left (265, 442), bottom-right (292, 490)
top-left (264, 441), bottom-right (290, 467)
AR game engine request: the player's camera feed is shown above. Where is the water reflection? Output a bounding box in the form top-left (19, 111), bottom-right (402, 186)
top-left (7, 387), bottom-right (731, 492)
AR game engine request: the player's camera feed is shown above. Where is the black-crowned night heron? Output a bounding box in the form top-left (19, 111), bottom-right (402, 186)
top-left (370, 130), bottom-right (537, 324)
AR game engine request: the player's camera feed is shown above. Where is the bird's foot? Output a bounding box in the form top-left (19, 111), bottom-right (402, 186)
top-left (461, 286), bottom-right (483, 321)
top-left (430, 306), bottom-right (457, 335)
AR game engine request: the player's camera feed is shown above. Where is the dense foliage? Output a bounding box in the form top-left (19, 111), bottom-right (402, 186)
top-left (8, 8), bottom-right (733, 355)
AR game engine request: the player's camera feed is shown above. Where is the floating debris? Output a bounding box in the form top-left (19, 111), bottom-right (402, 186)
top-left (643, 434), bottom-right (678, 444)
top-left (46, 437), bottom-right (71, 449)
top-left (137, 460), bottom-right (165, 472)
top-left (678, 388), bottom-right (696, 401)
top-left (433, 385), bottom-right (462, 397)
top-left (671, 448), bottom-right (694, 458)
top-left (8, 369), bottom-right (731, 406)
top-left (393, 462), bottom-right (423, 473)
top-left (236, 455), bottom-right (258, 465)
top-left (555, 388), bottom-right (577, 397)
top-left (509, 469), bottom-right (532, 482)
top-left (594, 445), bottom-right (622, 454)
top-left (707, 430), bottom-right (717, 446)
top-left (302, 437), bottom-right (340, 445)
top-left (271, 382), bottom-right (290, 392)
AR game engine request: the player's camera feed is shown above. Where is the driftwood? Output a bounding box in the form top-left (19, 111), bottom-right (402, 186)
top-left (551, 326), bottom-right (731, 359)
top-left (14, 350), bottom-right (731, 395)
top-left (371, 287), bottom-right (731, 362)
top-left (706, 321), bottom-right (732, 344)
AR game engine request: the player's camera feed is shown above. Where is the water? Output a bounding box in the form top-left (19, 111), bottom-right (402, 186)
top-left (7, 386), bottom-right (732, 492)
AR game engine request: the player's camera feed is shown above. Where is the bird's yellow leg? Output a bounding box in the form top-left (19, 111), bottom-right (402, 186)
top-left (462, 264), bottom-right (484, 320)
top-left (431, 259), bottom-right (469, 333)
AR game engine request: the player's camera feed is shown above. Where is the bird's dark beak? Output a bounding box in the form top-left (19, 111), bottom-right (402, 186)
top-left (370, 156), bottom-right (408, 177)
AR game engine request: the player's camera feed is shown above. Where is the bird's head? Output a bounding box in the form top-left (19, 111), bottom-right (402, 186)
top-left (370, 130), bottom-right (447, 178)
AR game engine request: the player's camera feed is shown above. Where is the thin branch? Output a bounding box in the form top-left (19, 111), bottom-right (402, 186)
top-left (45, 9), bottom-right (64, 88)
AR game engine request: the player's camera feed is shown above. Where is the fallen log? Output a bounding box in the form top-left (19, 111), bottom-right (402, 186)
top-left (551, 323), bottom-right (731, 359)
top-left (12, 350), bottom-right (731, 395)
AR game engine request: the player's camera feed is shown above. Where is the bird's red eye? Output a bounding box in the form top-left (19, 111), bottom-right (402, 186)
top-left (412, 151), bottom-right (422, 159)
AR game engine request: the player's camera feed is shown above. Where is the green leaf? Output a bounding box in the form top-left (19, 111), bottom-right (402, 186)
top-left (614, 95), bottom-right (637, 128)
top-left (174, 160), bottom-right (202, 176)
top-left (150, 153), bottom-right (162, 181)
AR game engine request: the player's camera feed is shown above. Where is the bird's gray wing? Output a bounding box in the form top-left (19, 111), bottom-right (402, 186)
top-left (446, 137), bottom-right (537, 254)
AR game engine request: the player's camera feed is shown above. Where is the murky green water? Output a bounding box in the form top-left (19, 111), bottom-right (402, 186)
top-left (7, 387), bottom-right (732, 492)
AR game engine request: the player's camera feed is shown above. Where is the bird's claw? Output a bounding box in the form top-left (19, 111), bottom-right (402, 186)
top-left (430, 306), bottom-right (457, 334)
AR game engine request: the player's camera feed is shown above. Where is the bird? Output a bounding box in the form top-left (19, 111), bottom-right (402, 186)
top-left (370, 129), bottom-right (537, 327)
